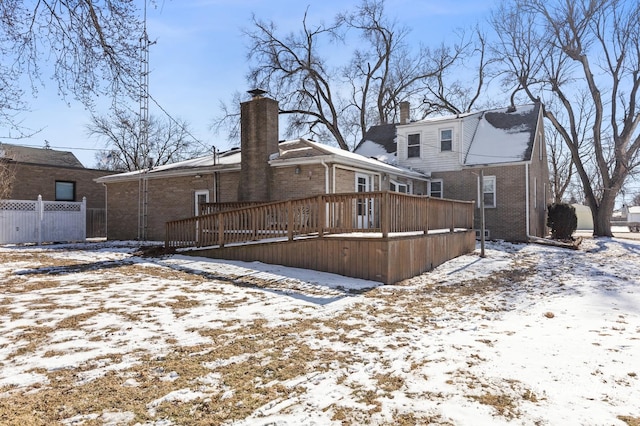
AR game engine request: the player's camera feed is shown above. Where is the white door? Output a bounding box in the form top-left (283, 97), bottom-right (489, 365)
top-left (194, 190), bottom-right (209, 216)
top-left (194, 190), bottom-right (209, 242)
top-left (355, 173), bottom-right (373, 229)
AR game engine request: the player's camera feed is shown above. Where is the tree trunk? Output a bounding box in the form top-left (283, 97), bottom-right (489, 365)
top-left (590, 192), bottom-right (616, 238)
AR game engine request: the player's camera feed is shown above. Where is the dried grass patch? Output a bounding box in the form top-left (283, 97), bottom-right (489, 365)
top-left (469, 392), bottom-right (518, 418)
top-left (619, 416), bottom-right (640, 426)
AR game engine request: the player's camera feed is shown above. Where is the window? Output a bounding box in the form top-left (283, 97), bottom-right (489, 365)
top-left (479, 176), bottom-right (496, 208)
top-left (55, 181), bottom-right (75, 201)
top-left (390, 180), bottom-right (408, 194)
top-left (407, 133), bottom-right (420, 158)
top-left (440, 129), bottom-right (452, 152)
top-left (429, 180), bottom-right (443, 198)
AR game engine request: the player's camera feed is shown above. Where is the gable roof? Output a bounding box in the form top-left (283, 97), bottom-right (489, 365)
top-left (0, 143), bottom-right (85, 168)
top-left (355, 103), bottom-right (542, 167)
top-left (463, 103), bottom-right (540, 165)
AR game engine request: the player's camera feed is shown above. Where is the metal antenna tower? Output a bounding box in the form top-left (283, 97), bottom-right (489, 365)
top-left (138, 0), bottom-right (151, 240)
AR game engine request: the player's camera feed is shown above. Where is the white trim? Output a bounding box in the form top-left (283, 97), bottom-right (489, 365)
top-left (477, 175), bottom-right (496, 208)
top-left (439, 128), bottom-right (453, 152)
top-left (194, 190), bottom-right (209, 216)
top-left (429, 179), bottom-right (443, 198)
top-left (390, 179), bottom-right (410, 194)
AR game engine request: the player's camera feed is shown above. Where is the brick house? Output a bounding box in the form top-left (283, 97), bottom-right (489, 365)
top-left (1, 144), bottom-right (114, 238)
top-left (0, 143), bottom-right (112, 209)
top-left (355, 102), bottom-right (550, 241)
top-left (96, 92), bottom-right (429, 241)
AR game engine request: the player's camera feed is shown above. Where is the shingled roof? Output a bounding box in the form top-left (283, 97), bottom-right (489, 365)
top-left (463, 103), bottom-right (540, 165)
top-left (353, 123), bottom-right (398, 164)
top-left (355, 103), bottom-right (541, 167)
top-left (0, 143), bottom-right (85, 168)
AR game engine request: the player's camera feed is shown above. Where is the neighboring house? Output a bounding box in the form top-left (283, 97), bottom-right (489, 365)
top-left (0, 143), bottom-right (114, 239)
top-left (628, 206), bottom-right (640, 223)
top-left (356, 102), bottom-right (550, 241)
top-left (0, 143), bottom-right (112, 208)
top-left (96, 92), bottom-right (429, 241)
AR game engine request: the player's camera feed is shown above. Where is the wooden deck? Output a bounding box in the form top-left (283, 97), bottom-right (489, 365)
top-left (166, 192), bottom-right (476, 284)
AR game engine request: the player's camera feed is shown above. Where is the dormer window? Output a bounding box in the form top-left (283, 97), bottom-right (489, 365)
top-left (440, 129), bottom-right (452, 152)
top-left (407, 133), bottom-right (420, 158)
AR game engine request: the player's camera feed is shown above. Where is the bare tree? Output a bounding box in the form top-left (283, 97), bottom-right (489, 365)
top-left (231, 0), bottom-right (464, 151)
top-left (420, 27), bottom-right (496, 117)
top-left (87, 111), bottom-right (204, 172)
top-left (0, 0), bottom-right (142, 132)
top-left (491, 0), bottom-right (640, 237)
top-left (0, 158), bottom-right (16, 200)
top-left (547, 127), bottom-right (574, 203)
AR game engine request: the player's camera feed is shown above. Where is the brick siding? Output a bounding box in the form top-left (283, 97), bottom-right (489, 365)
top-left (9, 163), bottom-right (113, 209)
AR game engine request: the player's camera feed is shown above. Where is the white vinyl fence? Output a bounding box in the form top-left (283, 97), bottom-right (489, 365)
top-left (0, 196), bottom-right (86, 244)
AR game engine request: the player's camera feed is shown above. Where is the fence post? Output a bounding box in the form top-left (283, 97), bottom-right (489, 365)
top-left (81, 197), bottom-right (87, 241)
top-left (37, 195), bottom-right (43, 245)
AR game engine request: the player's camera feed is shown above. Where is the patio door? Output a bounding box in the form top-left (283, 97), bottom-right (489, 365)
top-left (355, 173), bottom-right (374, 229)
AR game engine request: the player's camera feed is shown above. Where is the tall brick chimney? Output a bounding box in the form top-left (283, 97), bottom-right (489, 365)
top-left (238, 89), bottom-right (279, 202)
top-left (399, 101), bottom-right (410, 124)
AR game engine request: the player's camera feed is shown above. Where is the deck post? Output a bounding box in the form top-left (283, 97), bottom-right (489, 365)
top-left (450, 200), bottom-right (455, 232)
top-left (424, 197), bottom-right (430, 234)
top-left (287, 200), bottom-right (294, 241)
top-left (317, 195), bottom-right (325, 237)
top-left (165, 223), bottom-right (169, 249)
top-left (218, 212), bottom-right (225, 248)
top-left (381, 191), bottom-right (389, 238)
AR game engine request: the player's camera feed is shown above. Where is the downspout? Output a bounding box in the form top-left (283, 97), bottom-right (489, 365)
top-left (103, 183), bottom-right (108, 240)
top-left (321, 160), bottom-right (329, 193)
top-left (332, 164), bottom-right (337, 193)
top-left (525, 163), bottom-right (531, 239)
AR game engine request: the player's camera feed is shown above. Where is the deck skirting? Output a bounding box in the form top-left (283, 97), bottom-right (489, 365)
top-left (183, 230), bottom-right (476, 285)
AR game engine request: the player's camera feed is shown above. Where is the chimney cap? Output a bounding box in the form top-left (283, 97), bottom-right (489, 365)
top-left (248, 88), bottom-right (267, 99)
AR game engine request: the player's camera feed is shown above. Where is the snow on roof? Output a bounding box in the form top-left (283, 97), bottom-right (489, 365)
top-left (464, 104), bottom-right (539, 166)
top-left (354, 140), bottom-right (398, 165)
top-left (97, 137), bottom-right (427, 183)
top-left (300, 139), bottom-right (425, 178)
top-left (96, 148), bottom-right (241, 182)
top-left (628, 206), bottom-right (640, 214)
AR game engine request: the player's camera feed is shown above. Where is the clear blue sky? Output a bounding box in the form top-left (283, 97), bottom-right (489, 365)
top-left (12, 0), bottom-right (496, 168)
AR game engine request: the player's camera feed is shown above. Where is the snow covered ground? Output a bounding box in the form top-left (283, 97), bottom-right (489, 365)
top-left (0, 238), bottom-right (639, 425)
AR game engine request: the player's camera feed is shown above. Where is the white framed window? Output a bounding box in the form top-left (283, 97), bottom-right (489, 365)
top-left (390, 179), bottom-right (409, 194)
top-left (478, 175), bottom-right (496, 208)
top-left (440, 129), bottom-right (452, 152)
top-left (429, 179), bottom-right (443, 198)
top-left (55, 181), bottom-right (75, 201)
top-left (407, 133), bottom-right (421, 158)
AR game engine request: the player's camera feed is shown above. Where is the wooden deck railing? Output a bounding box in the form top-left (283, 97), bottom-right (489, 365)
top-left (165, 191), bottom-right (475, 249)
